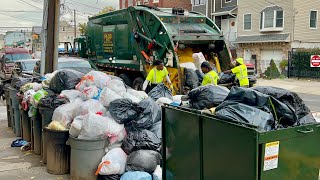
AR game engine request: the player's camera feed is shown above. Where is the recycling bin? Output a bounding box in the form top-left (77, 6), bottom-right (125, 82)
top-left (162, 105), bottom-right (320, 180)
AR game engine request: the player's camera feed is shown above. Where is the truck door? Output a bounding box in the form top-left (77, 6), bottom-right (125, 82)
top-left (103, 26), bottom-right (115, 60)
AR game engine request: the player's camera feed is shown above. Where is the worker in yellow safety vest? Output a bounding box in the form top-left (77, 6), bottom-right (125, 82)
top-left (142, 60), bottom-right (173, 93)
top-left (201, 61), bottom-right (219, 86)
top-left (224, 58), bottom-right (249, 87)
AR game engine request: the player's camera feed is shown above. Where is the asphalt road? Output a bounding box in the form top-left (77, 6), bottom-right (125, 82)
top-left (297, 93), bottom-right (320, 112)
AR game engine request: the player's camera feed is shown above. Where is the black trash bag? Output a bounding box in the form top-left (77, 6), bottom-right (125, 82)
top-left (216, 101), bottom-right (275, 131)
top-left (188, 85), bottom-right (230, 110)
top-left (121, 129), bottom-right (161, 155)
top-left (148, 83), bottom-right (172, 101)
top-left (49, 69), bottom-right (84, 93)
top-left (126, 150), bottom-right (161, 173)
top-left (195, 70), bottom-right (204, 83)
top-left (218, 72), bottom-right (236, 84)
top-left (225, 87), bottom-right (297, 127)
top-left (133, 97), bottom-right (161, 129)
top-left (185, 68), bottom-right (199, 89)
top-left (109, 99), bottom-right (139, 124)
top-left (10, 77), bottom-right (33, 89)
top-left (149, 121), bottom-right (162, 140)
top-left (39, 88), bottom-right (69, 108)
top-left (98, 174), bottom-right (120, 180)
top-left (252, 86), bottom-right (316, 124)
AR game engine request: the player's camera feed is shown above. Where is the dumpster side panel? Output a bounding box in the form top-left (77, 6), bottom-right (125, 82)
top-left (259, 124), bottom-right (320, 180)
top-left (163, 108), bottom-right (202, 180)
top-left (202, 116), bottom-right (258, 180)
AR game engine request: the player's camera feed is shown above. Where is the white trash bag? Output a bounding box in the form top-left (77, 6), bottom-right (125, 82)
top-left (60, 90), bottom-right (81, 102)
top-left (123, 92), bottom-right (141, 104)
top-left (156, 97), bottom-right (173, 106)
top-left (153, 165), bottom-right (162, 180)
top-left (69, 115), bottom-right (85, 138)
top-left (106, 79), bottom-right (126, 96)
top-left (180, 62), bottom-right (197, 71)
top-left (192, 52), bottom-right (206, 72)
top-left (78, 99), bottom-right (107, 116)
top-left (80, 85), bottom-right (101, 100)
top-left (86, 70), bottom-right (111, 89)
top-left (95, 148), bottom-right (127, 176)
top-left (99, 88), bottom-right (123, 107)
top-left (127, 88), bottom-right (148, 101)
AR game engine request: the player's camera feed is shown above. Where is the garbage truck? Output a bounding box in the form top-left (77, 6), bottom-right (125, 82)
top-left (77, 5), bottom-right (256, 94)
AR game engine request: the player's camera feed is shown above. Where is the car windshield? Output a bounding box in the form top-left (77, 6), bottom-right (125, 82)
top-left (58, 60), bottom-right (92, 69)
top-left (21, 61), bottom-right (37, 71)
top-left (5, 53), bottom-right (32, 61)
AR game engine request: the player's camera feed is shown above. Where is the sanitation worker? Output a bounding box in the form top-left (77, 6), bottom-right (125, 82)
top-left (142, 60), bottom-right (173, 93)
top-left (200, 61), bottom-right (219, 86)
top-left (224, 57), bottom-right (249, 87)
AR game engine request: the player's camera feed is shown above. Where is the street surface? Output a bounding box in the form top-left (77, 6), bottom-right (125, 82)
top-left (0, 78), bottom-right (319, 179)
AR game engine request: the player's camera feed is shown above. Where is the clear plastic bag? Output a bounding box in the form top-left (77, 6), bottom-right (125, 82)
top-left (86, 71), bottom-right (111, 89)
top-left (51, 98), bottom-right (83, 128)
top-left (123, 92), bottom-right (141, 104)
top-left (79, 99), bottom-right (107, 116)
top-left (99, 88), bottom-right (123, 107)
top-left (153, 165), bottom-right (162, 180)
top-left (60, 90), bottom-right (81, 102)
top-left (106, 79), bottom-right (126, 96)
top-left (69, 115), bottom-right (84, 138)
top-left (192, 52), bottom-right (206, 72)
top-left (80, 85), bottom-right (101, 100)
top-left (96, 148), bottom-right (127, 176)
top-left (156, 97), bottom-right (173, 106)
top-left (127, 88), bottom-right (148, 101)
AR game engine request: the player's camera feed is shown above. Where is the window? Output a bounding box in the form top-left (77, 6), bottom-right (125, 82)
top-left (260, 6), bottom-right (284, 31)
top-left (153, 0), bottom-right (159, 3)
top-left (310, 11), bottom-right (318, 29)
top-left (193, 0), bottom-right (205, 5)
top-left (243, 14), bottom-right (252, 30)
top-left (225, 0), bottom-right (231, 3)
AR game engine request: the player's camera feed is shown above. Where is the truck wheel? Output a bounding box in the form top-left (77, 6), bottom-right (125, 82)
top-left (133, 77), bottom-right (144, 91)
top-left (119, 74), bottom-right (133, 87)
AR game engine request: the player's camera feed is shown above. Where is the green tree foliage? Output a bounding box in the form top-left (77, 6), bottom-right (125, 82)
top-left (97, 6), bottom-right (115, 16)
top-left (265, 59), bottom-right (280, 79)
top-left (78, 23), bottom-right (87, 35)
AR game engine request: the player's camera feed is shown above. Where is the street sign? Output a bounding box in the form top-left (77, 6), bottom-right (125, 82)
top-left (311, 55), bottom-right (320, 67)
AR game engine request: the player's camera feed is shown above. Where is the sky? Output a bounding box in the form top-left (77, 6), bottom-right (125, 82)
top-left (0, 0), bottom-right (119, 34)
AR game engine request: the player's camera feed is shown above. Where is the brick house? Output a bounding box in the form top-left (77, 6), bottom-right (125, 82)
top-left (119, 0), bottom-right (192, 11)
top-left (235, 0), bottom-right (320, 74)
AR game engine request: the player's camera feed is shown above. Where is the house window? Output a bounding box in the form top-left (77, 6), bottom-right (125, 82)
top-left (244, 14), bottom-right (252, 30)
top-left (193, 0), bottom-right (205, 5)
top-left (310, 11), bottom-right (318, 29)
top-left (260, 6), bottom-right (284, 31)
top-left (225, 0), bottom-right (231, 3)
top-left (128, 0), bottom-right (133, 6)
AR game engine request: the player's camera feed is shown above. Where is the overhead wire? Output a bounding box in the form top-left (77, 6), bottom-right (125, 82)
top-left (16, 0), bottom-right (43, 10)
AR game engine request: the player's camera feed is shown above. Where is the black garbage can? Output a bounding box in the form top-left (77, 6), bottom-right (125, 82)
top-left (46, 128), bottom-right (70, 175)
top-left (20, 105), bottom-right (31, 142)
top-left (39, 107), bottom-right (55, 163)
top-left (9, 86), bottom-right (21, 137)
top-left (4, 86), bottom-right (11, 128)
top-left (31, 109), bottom-right (42, 155)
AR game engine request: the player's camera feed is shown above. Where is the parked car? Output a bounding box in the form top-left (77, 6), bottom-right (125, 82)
top-left (0, 47), bottom-right (34, 79)
top-left (12, 59), bottom-right (38, 77)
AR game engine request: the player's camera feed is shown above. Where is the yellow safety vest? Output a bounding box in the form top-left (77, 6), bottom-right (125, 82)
top-left (231, 64), bottom-right (249, 86)
top-left (146, 67), bottom-right (168, 84)
top-left (202, 70), bottom-right (219, 86)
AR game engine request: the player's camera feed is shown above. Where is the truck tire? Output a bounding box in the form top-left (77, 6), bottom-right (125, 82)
top-left (119, 73), bottom-right (133, 87)
top-left (133, 77), bottom-right (144, 91)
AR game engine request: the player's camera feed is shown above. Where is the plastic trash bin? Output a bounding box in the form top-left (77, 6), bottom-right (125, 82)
top-left (9, 86), bottom-right (21, 137)
top-left (4, 86), bottom-right (11, 128)
top-left (46, 128), bottom-right (70, 175)
top-left (69, 136), bottom-right (107, 180)
top-left (39, 107), bottom-right (55, 164)
top-left (162, 105), bottom-right (320, 180)
top-left (20, 105), bottom-right (31, 142)
top-left (31, 109), bottom-right (42, 155)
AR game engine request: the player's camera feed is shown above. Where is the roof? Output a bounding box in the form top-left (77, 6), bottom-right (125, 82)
top-left (235, 34), bottom-right (290, 44)
top-left (211, 6), bottom-right (237, 16)
top-left (1, 48), bottom-right (29, 54)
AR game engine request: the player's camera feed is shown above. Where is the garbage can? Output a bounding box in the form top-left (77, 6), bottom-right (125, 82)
top-left (39, 107), bottom-right (55, 164)
top-left (4, 86), bottom-right (11, 128)
top-left (162, 106), bottom-right (320, 180)
top-left (31, 109), bottom-right (42, 155)
top-left (9, 86), bottom-right (21, 137)
top-left (46, 128), bottom-right (70, 175)
top-left (20, 105), bottom-right (31, 142)
top-left (69, 136), bottom-right (107, 180)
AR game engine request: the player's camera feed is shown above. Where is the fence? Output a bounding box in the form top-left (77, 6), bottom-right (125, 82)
top-left (288, 49), bottom-right (320, 78)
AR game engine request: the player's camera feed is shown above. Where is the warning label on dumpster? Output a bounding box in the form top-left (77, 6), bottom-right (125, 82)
top-left (263, 141), bottom-right (280, 171)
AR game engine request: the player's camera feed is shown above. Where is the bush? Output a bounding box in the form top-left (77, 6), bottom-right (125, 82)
top-left (265, 59), bottom-right (280, 79)
top-left (279, 60), bottom-right (288, 72)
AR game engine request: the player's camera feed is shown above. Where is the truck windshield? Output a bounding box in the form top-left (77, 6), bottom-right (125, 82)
top-left (4, 53), bottom-right (32, 61)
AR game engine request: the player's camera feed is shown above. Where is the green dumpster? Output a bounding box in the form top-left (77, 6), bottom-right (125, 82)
top-left (162, 106), bottom-right (320, 180)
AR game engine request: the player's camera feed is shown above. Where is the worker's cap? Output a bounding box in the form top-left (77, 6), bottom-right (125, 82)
top-left (201, 61), bottom-right (211, 69)
top-left (236, 58), bottom-right (244, 65)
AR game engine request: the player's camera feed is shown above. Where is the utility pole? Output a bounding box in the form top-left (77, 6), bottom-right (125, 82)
top-left (74, 9), bottom-right (76, 39)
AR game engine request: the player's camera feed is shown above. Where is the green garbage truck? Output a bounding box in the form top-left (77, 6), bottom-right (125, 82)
top-left (77, 5), bottom-right (256, 94)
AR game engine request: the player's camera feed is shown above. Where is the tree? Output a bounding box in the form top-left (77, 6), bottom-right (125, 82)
top-left (78, 23), bottom-right (87, 35)
top-left (265, 59), bottom-right (280, 79)
top-left (97, 6), bottom-right (115, 16)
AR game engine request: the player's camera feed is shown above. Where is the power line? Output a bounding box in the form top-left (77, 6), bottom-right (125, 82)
top-left (0, 10), bottom-right (42, 13)
top-left (17, 0), bottom-right (43, 11)
top-left (67, 0), bottom-right (102, 10)
top-left (0, 12), bottom-right (42, 23)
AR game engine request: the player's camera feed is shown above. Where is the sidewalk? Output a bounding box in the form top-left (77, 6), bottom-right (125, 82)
top-left (256, 78), bottom-right (320, 96)
top-left (0, 102), bottom-right (68, 180)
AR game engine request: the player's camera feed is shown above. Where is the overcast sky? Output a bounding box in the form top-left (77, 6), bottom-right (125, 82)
top-left (0, 0), bottom-right (119, 34)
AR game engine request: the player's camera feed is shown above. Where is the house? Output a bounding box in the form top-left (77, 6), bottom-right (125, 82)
top-left (192, 0), bottom-right (238, 55)
top-left (235, 0), bottom-right (320, 74)
top-left (0, 34), bottom-right (4, 49)
top-left (120, 0), bottom-right (192, 11)
top-left (59, 20), bottom-right (81, 45)
top-left (4, 31), bottom-right (32, 52)
top-left (32, 26), bottom-right (42, 58)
